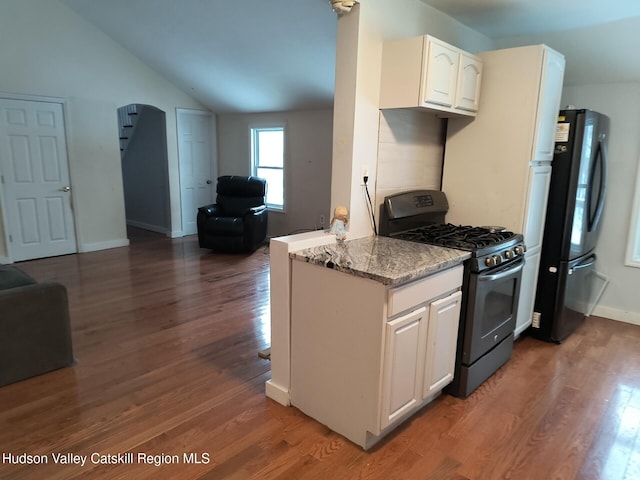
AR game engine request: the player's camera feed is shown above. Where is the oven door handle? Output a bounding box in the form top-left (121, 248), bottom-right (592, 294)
top-left (479, 260), bottom-right (525, 281)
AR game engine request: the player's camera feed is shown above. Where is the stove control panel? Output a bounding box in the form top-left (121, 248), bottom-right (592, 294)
top-left (484, 243), bottom-right (527, 269)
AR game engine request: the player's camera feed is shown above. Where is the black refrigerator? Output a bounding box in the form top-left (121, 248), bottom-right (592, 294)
top-left (531, 109), bottom-right (609, 343)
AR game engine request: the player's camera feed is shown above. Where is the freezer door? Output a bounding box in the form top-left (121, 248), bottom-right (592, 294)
top-left (550, 253), bottom-right (597, 342)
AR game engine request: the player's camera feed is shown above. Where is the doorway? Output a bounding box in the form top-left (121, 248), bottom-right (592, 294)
top-left (118, 104), bottom-right (171, 237)
top-left (177, 109), bottom-right (216, 236)
top-left (0, 98), bottom-right (77, 262)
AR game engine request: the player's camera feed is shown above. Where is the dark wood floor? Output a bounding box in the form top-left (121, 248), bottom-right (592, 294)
top-left (1, 229), bottom-right (639, 480)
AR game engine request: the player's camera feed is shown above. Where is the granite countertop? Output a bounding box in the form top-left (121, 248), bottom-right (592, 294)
top-left (290, 235), bottom-right (471, 286)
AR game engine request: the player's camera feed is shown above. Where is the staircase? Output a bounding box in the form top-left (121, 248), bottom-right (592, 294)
top-left (117, 104), bottom-right (140, 157)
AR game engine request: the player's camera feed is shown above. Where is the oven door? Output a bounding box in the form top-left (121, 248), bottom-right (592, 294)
top-left (462, 258), bottom-right (524, 365)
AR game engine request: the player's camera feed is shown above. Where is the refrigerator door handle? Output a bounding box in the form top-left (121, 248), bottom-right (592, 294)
top-left (588, 140), bottom-right (607, 232)
top-left (568, 253), bottom-right (597, 275)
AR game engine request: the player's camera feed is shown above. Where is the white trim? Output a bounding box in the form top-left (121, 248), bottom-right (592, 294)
top-left (170, 230), bottom-right (184, 238)
top-left (176, 108), bottom-right (212, 117)
top-left (592, 305), bottom-right (640, 326)
top-left (0, 91), bottom-right (67, 104)
top-left (249, 123), bottom-right (287, 213)
top-left (0, 177), bottom-right (10, 262)
top-left (265, 380), bottom-right (290, 406)
top-left (78, 238), bottom-right (129, 253)
top-left (624, 154), bottom-right (640, 267)
top-left (0, 256), bottom-right (11, 265)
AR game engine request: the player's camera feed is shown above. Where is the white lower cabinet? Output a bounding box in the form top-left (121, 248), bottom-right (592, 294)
top-left (380, 306), bottom-right (427, 430)
top-left (290, 261), bottom-right (463, 449)
top-left (424, 291), bottom-right (463, 396)
top-left (380, 290), bottom-right (462, 431)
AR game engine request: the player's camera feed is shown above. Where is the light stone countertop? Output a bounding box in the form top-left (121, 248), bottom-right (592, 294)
top-left (290, 235), bottom-right (471, 286)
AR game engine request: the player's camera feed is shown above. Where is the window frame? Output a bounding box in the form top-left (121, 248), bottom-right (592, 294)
top-left (250, 124), bottom-right (286, 212)
top-left (625, 154), bottom-right (640, 267)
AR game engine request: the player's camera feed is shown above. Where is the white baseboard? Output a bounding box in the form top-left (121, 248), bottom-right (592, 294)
top-left (265, 380), bottom-right (290, 406)
top-left (170, 230), bottom-right (184, 238)
top-left (0, 255), bottom-right (12, 265)
top-left (591, 305), bottom-right (640, 326)
top-left (78, 238), bottom-right (129, 253)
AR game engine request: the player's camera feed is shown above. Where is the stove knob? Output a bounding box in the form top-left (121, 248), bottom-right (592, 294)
top-left (514, 245), bottom-right (526, 255)
top-left (485, 255), bottom-right (502, 267)
top-left (504, 250), bottom-right (515, 260)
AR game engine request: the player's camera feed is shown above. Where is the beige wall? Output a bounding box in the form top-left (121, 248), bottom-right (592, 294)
top-left (217, 109), bottom-right (333, 238)
top-left (0, 0), bottom-right (205, 260)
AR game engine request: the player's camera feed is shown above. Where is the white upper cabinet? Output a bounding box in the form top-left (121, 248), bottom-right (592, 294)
top-left (532, 48), bottom-right (566, 161)
top-left (455, 53), bottom-right (483, 113)
top-left (380, 35), bottom-right (483, 117)
top-left (422, 39), bottom-right (459, 108)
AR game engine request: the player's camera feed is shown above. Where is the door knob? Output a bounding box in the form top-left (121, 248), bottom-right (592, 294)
top-left (206, 180), bottom-right (212, 184)
top-left (60, 186), bottom-right (71, 192)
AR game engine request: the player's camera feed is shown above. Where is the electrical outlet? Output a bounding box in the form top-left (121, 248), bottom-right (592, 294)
top-left (531, 312), bottom-right (541, 328)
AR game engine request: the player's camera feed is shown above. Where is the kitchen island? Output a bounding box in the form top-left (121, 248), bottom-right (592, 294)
top-left (289, 235), bottom-right (470, 449)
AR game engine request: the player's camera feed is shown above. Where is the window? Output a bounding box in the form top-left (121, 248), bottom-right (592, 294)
top-left (251, 126), bottom-right (285, 211)
top-left (625, 155), bottom-right (640, 267)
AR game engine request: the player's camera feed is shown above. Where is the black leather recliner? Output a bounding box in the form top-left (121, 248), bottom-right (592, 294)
top-left (197, 175), bottom-right (268, 253)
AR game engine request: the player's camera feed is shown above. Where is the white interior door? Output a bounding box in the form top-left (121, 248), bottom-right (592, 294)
top-left (0, 98), bottom-right (77, 262)
top-left (177, 109), bottom-right (215, 236)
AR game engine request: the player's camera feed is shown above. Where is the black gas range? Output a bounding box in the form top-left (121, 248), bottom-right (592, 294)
top-left (380, 190), bottom-right (525, 397)
top-left (392, 223), bottom-right (526, 273)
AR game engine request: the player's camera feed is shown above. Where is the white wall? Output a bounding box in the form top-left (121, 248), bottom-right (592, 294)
top-left (0, 0), bottom-right (205, 258)
top-left (217, 109), bottom-right (333, 237)
top-left (331, 0), bottom-right (493, 239)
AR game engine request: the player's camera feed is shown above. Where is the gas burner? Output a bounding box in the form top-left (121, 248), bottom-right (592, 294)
top-left (391, 223), bottom-right (525, 273)
top-left (395, 224), bottom-right (518, 250)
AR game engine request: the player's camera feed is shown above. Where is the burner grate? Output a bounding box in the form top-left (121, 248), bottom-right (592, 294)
top-left (395, 224), bottom-right (516, 251)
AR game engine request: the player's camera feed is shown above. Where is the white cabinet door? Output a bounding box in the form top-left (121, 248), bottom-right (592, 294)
top-left (454, 53), bottom-right (483, 113)
top-left (423, 291), bottom-right (462, 397)
top-left (380, 306), bottom-right (427, 430)
top-left (423, 39), bottom-right (459, 108)
top-left (532, 48), bottom-right (566, 161)
top-left (515, 249), bottom-right (542, 337)
top-left (523, 165), bottom-right (552, 252)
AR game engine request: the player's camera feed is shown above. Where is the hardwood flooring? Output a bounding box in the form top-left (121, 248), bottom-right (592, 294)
top-left (1, 229), bottom-right (639, 479)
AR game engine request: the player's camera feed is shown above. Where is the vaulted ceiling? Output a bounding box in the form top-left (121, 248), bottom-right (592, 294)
top-left (421, 0), bottom-right (640, 38)
top-left (61, 0), bottom-right (640, 114)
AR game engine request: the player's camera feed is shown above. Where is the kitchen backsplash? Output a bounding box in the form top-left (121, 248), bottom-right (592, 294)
top-left (376, 109), bottom-right (445, 219)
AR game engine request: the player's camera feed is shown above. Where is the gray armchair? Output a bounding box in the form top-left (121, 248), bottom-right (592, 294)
top-left (0, 266), bottom-right (74, 387)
